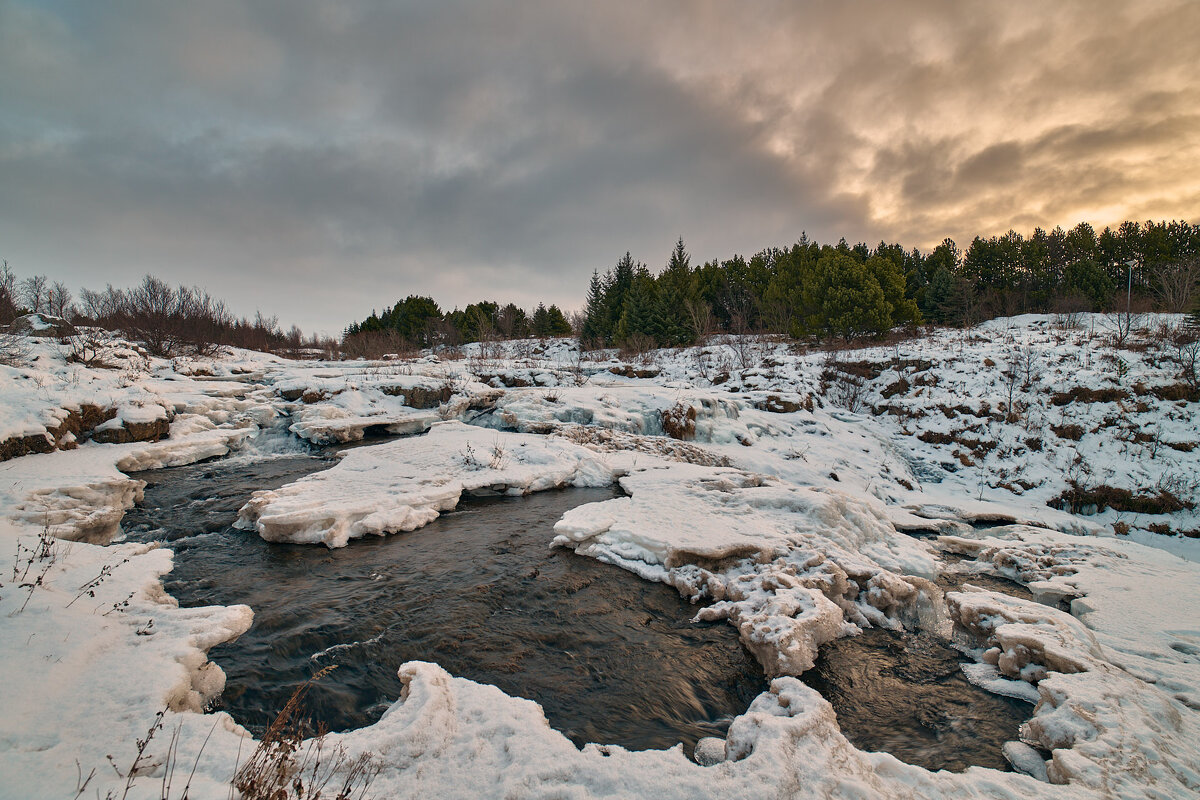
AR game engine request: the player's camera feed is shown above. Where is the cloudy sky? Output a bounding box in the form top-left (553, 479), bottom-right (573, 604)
top-left (3, 1), bottom-right (1198, 335)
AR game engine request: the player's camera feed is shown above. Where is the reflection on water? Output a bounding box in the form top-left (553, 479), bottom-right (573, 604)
top-left (123, 454), bottom-right (765, 754)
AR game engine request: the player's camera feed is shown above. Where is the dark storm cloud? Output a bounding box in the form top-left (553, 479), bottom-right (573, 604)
top-left (1, 0), bottom-right (1197, 333)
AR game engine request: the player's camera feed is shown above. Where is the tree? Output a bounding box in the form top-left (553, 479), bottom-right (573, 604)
top-left (544, 305), bottom-right (572, 336)
top-left (580, 270), bottom-right (609, 346)
top-left (616, 266), bottom-right (657, 345)
top-left (797, 252), bottom-right (890, 340)
top-left (496, 303), bottom-right (529, 339)
top-left (20, 274), bottom-right (49, 314)
top-left (1151, 256), bottom-right (1200, 313)
top-left (0, 261), bottom-right (18, 324)
top-left (48, 281), bottom-right (73, 318)
top-left (1062, 258), bottom-right (1115, 310)
top-left (653, 238), bottom-right (696, 346)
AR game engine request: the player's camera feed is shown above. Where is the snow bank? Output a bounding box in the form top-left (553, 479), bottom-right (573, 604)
top-left (553, 464), bottom-right (939, 673)
top-left (237, 421), bottom-right (616, 547)
top-left (0, 520), bottom-right (252, 799)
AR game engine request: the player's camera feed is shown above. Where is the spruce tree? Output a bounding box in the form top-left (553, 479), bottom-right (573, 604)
top-left (581, 270), bottom-right (609, 346)
top-left (545, 304), bottom-right (572, 336)
top-left (654, 238), bottom-right (696, 346)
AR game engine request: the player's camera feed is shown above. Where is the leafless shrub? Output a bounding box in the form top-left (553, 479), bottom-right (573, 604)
top-left (342, 330), bottom-right (416, 361)
top-left (0, 329), bottom-right (31, 367)
top-left (489, 437), bottom-right (507, 469)
top-left (10, 521), bottom-right (60, 614)
top-left (1168, 325), bottom-right (1200, 390)
top-left (619, 332), bottom-right (656, 361)
top-left (66, 329), bottom-right (118, 368)
top-left (820, 353), bottom-right (868, 413)
top-left (1152, 256), bottom-right (1200, 314)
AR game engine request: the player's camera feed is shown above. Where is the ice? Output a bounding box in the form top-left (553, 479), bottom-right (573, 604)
top-left (237, 421), bottom-right (617, 547)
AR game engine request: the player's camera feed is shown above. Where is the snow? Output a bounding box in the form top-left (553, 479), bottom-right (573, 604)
top-left (1, 316), bottom-right (1199, 798)
top-left (237, 420), bottom-right (616, 547)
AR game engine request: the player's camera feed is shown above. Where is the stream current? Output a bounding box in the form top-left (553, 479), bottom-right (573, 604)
top-left (123, 438), bottom-right (1033, 769)
top-left (122, 444), bottom-right (765, 755)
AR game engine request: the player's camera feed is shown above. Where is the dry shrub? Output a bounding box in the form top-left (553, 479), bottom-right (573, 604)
top-left (1050, 387), bottom-right (1131, 405)
top-left (555, 424), bottom-right (730, 467)
top-left (1051, 484), bottom-right (1194, 515)
top-left (234, 667), bottom-right (381, 800)
top-left (1051, 424), bottom-right (1086, 441)
top-left (661, 402), bottom-right (697, 440)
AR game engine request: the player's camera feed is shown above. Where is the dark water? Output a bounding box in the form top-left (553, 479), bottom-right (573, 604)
top-left (123, 445), bottom-right (1034, 769)
top-left (801, 628), bottom-right (1032, 772)
top-left (122, 452), bottom-right (765, 754)
top-left (798, 562), bottom-right (1038, 773)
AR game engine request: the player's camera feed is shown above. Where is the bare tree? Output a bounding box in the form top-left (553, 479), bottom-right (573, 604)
top-left (48, 281), bottom-right (73, 318)
top-left (78, 285), bottom-right (124, 322)
top-left (0, 261), bottom-right (18, 324)
top-left (20, 274), bottom-right (49, 314)
top-left (1153, 256), bottom-right (1200, 314)
top-left (685, 297), bottom-right (716, 343)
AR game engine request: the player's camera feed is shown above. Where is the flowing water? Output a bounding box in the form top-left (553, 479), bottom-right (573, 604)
top-left (123, 440), bottom-right (1034, 768)
top-left (800, 627), bottom-right (1033, 772)
top-left (122, 448), bottom-right (765, 755)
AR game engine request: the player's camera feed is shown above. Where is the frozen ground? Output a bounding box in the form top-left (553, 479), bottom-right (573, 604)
top-left (1, 315), bottom-right (1199, 798)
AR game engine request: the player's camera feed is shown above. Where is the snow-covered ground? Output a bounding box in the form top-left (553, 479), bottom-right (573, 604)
top-left (1, 316), bottom-right (1199, 799)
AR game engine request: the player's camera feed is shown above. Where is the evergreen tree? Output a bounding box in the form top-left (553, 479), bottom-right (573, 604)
top-left (531, 303), bottom-right (551, 337)
top-left (616, 266), bottom-right (657, 345)
top-left (545, 304), bottom-right (572, 336)
top-left (653, 238), bottom-right (696, 346)
top-left (606, 253), bottom-right (636, 339)
top-left (581, 270), bottom-right (609, 346)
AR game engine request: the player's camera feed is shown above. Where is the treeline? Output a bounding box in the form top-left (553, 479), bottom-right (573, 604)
top-left (344, 296), bottom-right (572, 357)
top-left (0, 265), bottom-right (337, 358)
top-left (580, 220), bottom-right (1200, 348)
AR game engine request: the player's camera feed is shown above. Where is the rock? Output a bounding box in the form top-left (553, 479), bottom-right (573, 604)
top-left (92, 418), bottom-right (170, 444)
top-left (9, 313), bottom-right (77, 338)
top-left (402, 385), bottom-right (454, 408)
top-left (0, 432), bottom-right (55, 461)
top-left (609, 365), bottom-right (661, 379)
top-left (693, 737), bottom-right (727, 766)
top-left (0, 404), bottom-right (120, 462)
top-left (758, 394), bottom-right (802, 413)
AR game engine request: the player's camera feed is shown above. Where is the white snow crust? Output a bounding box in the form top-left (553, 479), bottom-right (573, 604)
top-left (2, 316), bottom-right (1200, 799)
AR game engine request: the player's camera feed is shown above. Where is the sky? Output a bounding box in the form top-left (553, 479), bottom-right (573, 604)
top-left (2, 1), bottom-right (1199, 336)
